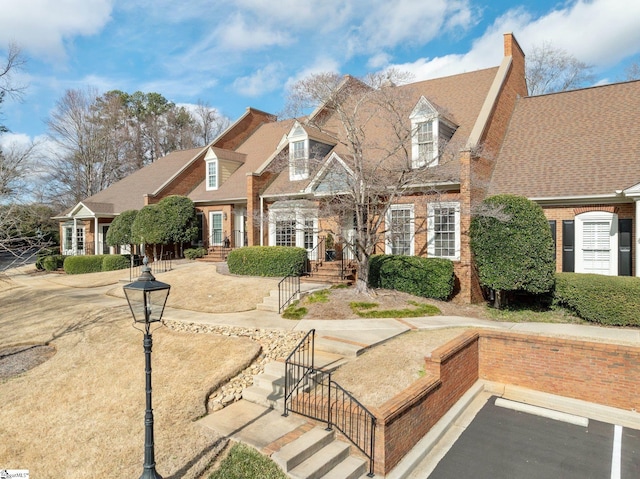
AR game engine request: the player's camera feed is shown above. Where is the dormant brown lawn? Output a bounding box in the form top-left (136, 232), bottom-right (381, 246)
top-left (0, 263), bottom-right (273, 478)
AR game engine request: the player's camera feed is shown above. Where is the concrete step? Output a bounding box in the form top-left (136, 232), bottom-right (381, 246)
top-left (242, 383), bottom-right (284, 410)
top-left (315, 336), bottom-right (366, 357)
top-left (264, 359), bottom-right (286, 376)
top-left (319, 455), bottom-right (368, 479)
top-left (289, 440), bottom-right (351, 479)
top-left (253, 372), bottom-right (285, 390)
top-left (272, 427), bottom-right (335, 472)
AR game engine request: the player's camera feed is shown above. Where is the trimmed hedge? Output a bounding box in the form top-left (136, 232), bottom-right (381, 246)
top-left (43, 254), bottom-right (65, 272)
top-left (36, 247), bottom-right (60, 270)
top-left (102, 254), bottom-right (131, 271)
top-left (368, 254), bottom-right (455, 300)
top-left (63, 255), bottom-right (106, 274)
top-left (554, 273), bottom-right (640, 327)
top-left (227, 246), bottom-right (307, 277)
top-left (184, 247), bottom-right (207, 260)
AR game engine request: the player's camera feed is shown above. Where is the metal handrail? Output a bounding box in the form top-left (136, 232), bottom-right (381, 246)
top-left (284, 329), bottom-right (315, 417)
top-left (305, 235), bottom-right (326, 273)
top-left (284, 329), bottom-right (376, 476)
top-left (278, 270), bottom-right (301, 314)
top-left (130, 252), bottom-right (173, 281)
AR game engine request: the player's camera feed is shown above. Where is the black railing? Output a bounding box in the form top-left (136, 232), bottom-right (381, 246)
top-left (284, 329), bottom-right (315, 416)
top-left (130, 252), bottom-right (173, 281)
top-left (284, 330), bottom-right (376, 476)
top-left (278, 270), bottom-right (301, 314)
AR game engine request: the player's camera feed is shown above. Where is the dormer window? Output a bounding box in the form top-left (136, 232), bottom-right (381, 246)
top-left (290, 139), bottom-right (308, 179)
top-left (416, 120), bottom-right (434, 164)
top-left (410, 96), bottom-right (457, 169)
top-left (206, 158), bottom-right (218, 190)
top-left (288, 122), bottom-right (310, 181)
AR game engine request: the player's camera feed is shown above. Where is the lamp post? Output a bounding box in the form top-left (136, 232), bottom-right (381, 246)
top-left (123, 257), bottom-right (171, 479)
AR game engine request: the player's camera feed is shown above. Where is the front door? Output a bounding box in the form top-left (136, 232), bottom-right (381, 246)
top-left (210, 212), bottom-right (223, 246)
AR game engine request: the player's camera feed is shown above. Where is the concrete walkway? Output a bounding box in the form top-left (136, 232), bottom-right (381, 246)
top-left (6, 262), bottom-right (640, 478)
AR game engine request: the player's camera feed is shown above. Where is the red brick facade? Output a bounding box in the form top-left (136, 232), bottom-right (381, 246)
top-left (373, 330), bottom-right (640, 475)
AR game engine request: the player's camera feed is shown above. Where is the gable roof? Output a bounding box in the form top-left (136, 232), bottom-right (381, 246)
top-left (56, 147), bottom-right (204, 218)
top-left (261, 66), bottom-right (500, 198)
top-left (489, 80), bottom-right (640, 200)
top-left (189, 119), bottom-right (296, 203)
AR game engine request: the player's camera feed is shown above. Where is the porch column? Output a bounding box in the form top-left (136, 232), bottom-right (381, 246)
top-left (94, 217), bottom-right (99, 255)
top-left (636, 199), bottom-right (640, 277)
top-left (72, 217), bottom-right (78, 255)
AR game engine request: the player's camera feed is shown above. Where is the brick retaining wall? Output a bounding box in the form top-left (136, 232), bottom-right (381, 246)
top-left (373, 329), bottom-right (640, 475)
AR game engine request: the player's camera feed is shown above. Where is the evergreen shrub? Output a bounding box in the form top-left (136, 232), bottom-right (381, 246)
top-left (554, 273), bottom-right (640, 326)
top-left (43, 254), bottom-right (65, 272)
top-left (227, 246), bottom-right (307, 276)
top-left (102, 254), bottom-right (131, 271)
top-left (63, 255), bottom-right (105, 274)
top-left (184, 247), bottom-right (207, 260)
top-left (368, 254), bottom-right (454, 300)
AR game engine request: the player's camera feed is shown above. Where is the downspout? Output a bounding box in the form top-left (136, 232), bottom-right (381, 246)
top-left (94, 216), bottom-right (99, 255)
top-left (73, 217), bottom-right (78, 255)
top-left (260, 195), bottom-right (264, 246)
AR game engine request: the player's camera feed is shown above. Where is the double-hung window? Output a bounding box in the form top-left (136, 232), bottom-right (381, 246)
top-left (206, 159), bottom-right (218, 190)
top-left (428, 202), bottom-right (460, 260)
top-left (417, 121), bottom-right (435, 165)
top-left (290, 140), bottom-right (307, 179)
top-left (386, 205), bottom-right (414, 256)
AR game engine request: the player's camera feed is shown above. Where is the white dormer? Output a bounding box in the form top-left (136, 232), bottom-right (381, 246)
top-left (205, 148), bottom-right (219, 190)
top-left (288, 121), bottom-right (309, 181)
top-left (409, 96), bottom-right (457, 169)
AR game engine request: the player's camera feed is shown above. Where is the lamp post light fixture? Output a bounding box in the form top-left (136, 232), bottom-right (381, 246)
top-left (123, 257), bottom-right (171, 479)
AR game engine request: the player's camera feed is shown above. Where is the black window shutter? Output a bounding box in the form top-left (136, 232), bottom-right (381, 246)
top-left (562, 220), bottom-right (575, 272)
top-left (618, 218), bottom-right (632, 276)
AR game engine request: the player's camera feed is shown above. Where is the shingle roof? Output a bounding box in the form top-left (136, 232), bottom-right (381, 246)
top-left (489, 80), bottom-right (640, 199)
top-left (189, 120), bottom-right (296, 202)
top-left (262, 67), bottom-right (500, 197)
top-left (59, 147), bottom-right (204, 216)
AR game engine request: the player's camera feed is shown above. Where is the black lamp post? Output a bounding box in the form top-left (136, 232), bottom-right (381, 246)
top-left (123, 257), bottom-right (171, 479)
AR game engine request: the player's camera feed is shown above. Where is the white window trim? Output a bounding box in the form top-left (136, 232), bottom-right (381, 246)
top-left (410, 97), bottom-right (439, 169)
top-left (427, 202), bottom-right (460, 261)
top-left (206, 159), bottom-right (218, 191)
top-left (575, 211), bottom-right (618, 275)
top-left (385, 204), bottom-right (415, 256)
top-left (268, 208), bottom-right (318, 255)
top-left (289, 139), bottom-right (309, 181)
top-left (209, 211), bottom-right (224, 246)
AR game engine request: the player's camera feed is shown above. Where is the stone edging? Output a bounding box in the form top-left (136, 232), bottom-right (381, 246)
top-left (165, 319), bottom-right (305, 411)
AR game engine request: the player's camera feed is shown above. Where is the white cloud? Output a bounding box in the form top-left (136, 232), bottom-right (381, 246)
top-left (348, 0), bottom-right (476, 55)
top-left (386, 0), bottom-right (640, 82)
top-left (233, 63), bottom-right (283, 97)
top-left (284, 57), bottom-right (342, 91)
top-left (0, 0), bottom-right (113, 61)
top-left (213, 13), bottom-right (293, 52)
top-left (0, 132), bottom-right (31, 149)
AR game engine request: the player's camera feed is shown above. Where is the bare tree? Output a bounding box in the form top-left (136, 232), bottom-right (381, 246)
top-left (526, 42), bottom-right (595, 95)
top-left (193, 100), bottom-right (230, 145)
top-left (624, 62), bottom-right (640, 81)
top-left (283, 71), bottom-right (460, 293)
top-left (0, 139), bottom-right (39, 198)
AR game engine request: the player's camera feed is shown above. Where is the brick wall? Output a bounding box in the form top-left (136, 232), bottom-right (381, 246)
top-left (478, 330), bottom-right (640, 411)
top-left (373, 331), bottom-right (480, 474)
top-left (372, 329), bottom-right (640, 475)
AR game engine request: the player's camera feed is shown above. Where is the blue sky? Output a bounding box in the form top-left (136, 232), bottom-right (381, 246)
top-left (1, 0), bottom-right (640, 149)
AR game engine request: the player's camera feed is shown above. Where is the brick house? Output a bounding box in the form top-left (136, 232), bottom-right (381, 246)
top-left (489, 80), bottom-right (640, 277)
top-left (56, 32), bottom-right (639, 302)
